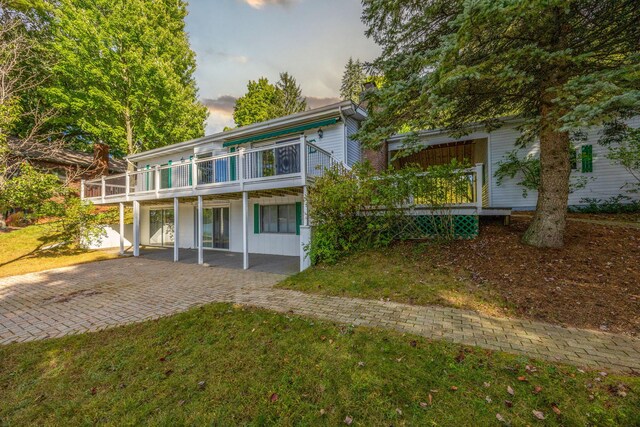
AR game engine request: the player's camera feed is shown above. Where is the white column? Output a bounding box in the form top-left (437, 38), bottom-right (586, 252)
top-left (197, 195), bottom-right (204, 265)
top-left (242, 191), bottom-right (249, 270)
top-left (154, 165), bottom-right (160, 198)
top-left (101, 176), bottom-right (106, 203)
top-left (80, 179), bottom-right (85, 200)
top-left (133, 200), bottom-right (140, 257)
top-left (300, 134), bottom-right (307, 184)
top-left (173, 197), bottom-right (180, 262)
top-left (475, 163), bottom-right (484, 211)
top-left (300, 185), bottom-right (311, 272)
top-left (125, 172), bottom-right (130, 201)
top-left (119, 202), bottom-right (125, 255)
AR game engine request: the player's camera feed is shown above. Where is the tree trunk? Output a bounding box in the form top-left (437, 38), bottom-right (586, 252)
top-left (522, 104), bottom-right (571, 248)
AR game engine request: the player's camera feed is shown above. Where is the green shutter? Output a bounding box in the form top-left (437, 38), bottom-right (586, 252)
top-left (582, 145), bottom-right (593, 173)
top-left (230, 147), bottom-right (237, 181)
top-left (167, 160), bottom-right (172, 188)
top-left (253, 203), bottom-right (260, 234)
top-left (295, 202), bottom-right (302, 235)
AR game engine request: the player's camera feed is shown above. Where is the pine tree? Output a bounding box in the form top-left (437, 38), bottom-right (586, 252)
top-left (359, 0), bottom-right (640, 248)
top-left (274, 72), bottom-right (307, 117)
top-left (42, 0), bottom-right (208, 156)
top-left (340, 57), bottom-right (366, 103)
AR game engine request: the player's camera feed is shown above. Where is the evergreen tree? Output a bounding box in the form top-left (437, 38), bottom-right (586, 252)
top-left (358, 0), bottom-right (640, 248)
top-left (274, 72), bottom-right (307, 117)
top-left (42, 0), bottom-right (207, 156)
top-left (340, 57), bottom-right (366, 103)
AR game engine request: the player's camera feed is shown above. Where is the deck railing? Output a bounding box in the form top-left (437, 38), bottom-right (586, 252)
top-left (81, 138), bottom-right (345, 201)
top-left (410, 164), bottom-right (483, 209)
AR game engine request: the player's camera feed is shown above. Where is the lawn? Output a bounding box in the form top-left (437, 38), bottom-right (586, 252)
top-left (279, 216), bottom-right (640, 335)
top-left (1, 303), bottom-right (638, 426)
top-left (277, 243), bottom-right (512, 318)
top-left (0, 226), bottom-right (119, 278)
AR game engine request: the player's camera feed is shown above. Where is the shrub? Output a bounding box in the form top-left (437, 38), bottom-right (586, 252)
top-left (569, 195), bottom-right (640, 214)
top-left (306, 160), bottom-right (473, 264)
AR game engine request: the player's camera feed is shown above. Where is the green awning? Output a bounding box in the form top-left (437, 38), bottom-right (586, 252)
top-left (222, 117), bottom-right (340, 147)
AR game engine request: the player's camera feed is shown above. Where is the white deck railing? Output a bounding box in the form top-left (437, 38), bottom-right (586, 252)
top-left (81, 138), bottom-right (345, 202)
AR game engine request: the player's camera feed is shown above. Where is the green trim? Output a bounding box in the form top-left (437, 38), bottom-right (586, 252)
top-left (188, 156), bottom-right (193, 186)
top-left (230, 147), bottom-right (237, 181)
top-left (581, 145), bottom-right (593, 173)
top-left (295, 202), bottom-right (302, 235)
top-left (222, 117), bottom-right (339, 147)
top-left (145, 165), bottom-right (150, 191)
top-left (167, 160), bottom-right (172, 188)
top-left (253, 203), bottom-right (260, 234)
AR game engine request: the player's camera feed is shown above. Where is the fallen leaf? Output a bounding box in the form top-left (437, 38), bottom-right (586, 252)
top-left (496, 413), bottom-right (506, 423)
top-left (507, 386), bottom-right (514, 396)
top-left (357, 361), bottom-right (365, 367)
top-left (599, 371), bottom-right (608, 377)
top-left (532, 410), bottom-right (545, 420)
top-left (483, 382), bottom-right (491, 388)
top-left (410, 340), bottom-right (417, 348)
top-left (320, 409), bottom-right (326, 415)
top-left (419, 402), bottom-right (428, 408)
top-left (450, 386), bottom-right (458, 391)
top-left (344, 415), bottom-right (353, 425)
top-left (428, 393), bottom-right (433, 405)
top-left (517, 376), bottom-right (527, 382)
top-left (270, 393), bottom-right (279, 403)
top-left (533, 386), bottom-right (543, 394)
top-left (552, 405), bottom-right (561, 415)
top-left (504, 400), bottom-right (513, 408)
top-left (197, 381), bottom-right (206, 390)
top-left (396, 408), bottom-right (403, 415)
top-left (455, 350), bottom-right (466, 363)
top-left (485, 396), bottom-right (492, 403)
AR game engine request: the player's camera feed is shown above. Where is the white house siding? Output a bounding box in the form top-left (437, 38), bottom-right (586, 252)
top-left (86, 224), bottom-right (133, 249)
top-left (345, 116), bottom-right (362, 167)
top-left (305, 123), bottom-right (344, 162)
top-left (136, 195), bottom-right (301, 256)
top-left (489, 120), bottom-right (640, 209)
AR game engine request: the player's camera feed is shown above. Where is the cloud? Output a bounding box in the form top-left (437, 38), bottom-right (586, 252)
top-left (202, 95), bottom-right (237, 115)
top-left (242, 0), bottom-right (299, 9)
top-left (204, 49), bottom-right (248, 64)
top-left (306, 96), bottom-right (341, 109)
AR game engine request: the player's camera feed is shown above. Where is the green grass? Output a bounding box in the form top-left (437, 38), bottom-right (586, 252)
top-left (0, 225), bottom-right (118, 278)
top-left (1, 303), bottom-right (637, 426)
top-left (278, 244), bottom-right (512, 317)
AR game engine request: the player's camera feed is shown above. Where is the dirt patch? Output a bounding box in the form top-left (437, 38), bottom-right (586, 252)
top-left (43, 289), bottom-right (104, 304)
top-left (429, 216), bottom-right (640, 336)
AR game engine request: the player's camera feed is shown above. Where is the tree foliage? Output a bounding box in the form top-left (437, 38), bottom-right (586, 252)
top-left (358, 0), bottom-right (640, 247)
top-left (307, 161), bottom-right (472, 264)
top-left (340, 57), bottom-right (367, 103)
top-left (41, 0), bottom-right (207, 156)
top-left (599, 118), bottom-right (640, 191)
top-left (233, 73), bottom-right (307, 127)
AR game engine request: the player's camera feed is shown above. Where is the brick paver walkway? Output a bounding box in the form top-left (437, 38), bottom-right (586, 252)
top-left (1, 258), bottom-right (639, 372)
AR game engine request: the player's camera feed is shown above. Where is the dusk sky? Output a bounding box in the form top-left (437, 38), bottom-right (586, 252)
top-left (184, 0), bottom-right (380, 134)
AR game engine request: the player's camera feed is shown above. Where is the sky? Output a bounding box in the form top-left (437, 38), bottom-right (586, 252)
top-left (184, 0), bottom-right (380, 134)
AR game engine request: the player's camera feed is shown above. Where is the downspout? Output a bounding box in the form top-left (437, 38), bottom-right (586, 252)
top-left (339, 105), bottom-right (348, 165)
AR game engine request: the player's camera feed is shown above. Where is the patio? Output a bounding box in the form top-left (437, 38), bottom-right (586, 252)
top-left (134, 247), bottom-right (299, 275)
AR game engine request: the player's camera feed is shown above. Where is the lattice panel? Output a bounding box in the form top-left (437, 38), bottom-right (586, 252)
top-left (396, 215), bottom-right (479, 240)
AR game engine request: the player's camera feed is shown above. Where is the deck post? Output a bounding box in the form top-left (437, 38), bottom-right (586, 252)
top-left (80, 179), bottom-right (85, 200)
top-left (155, 165), bottom-right (160, 198)
top-left (197, 195), bottom-right (204, 265)
top-left (119, 202), bottom-right (125, 255)
top-left (173, 197), bottom-right (179, 262)
top-left (300, 185), bottom-right (311, 272)
top-left (133, 200), bottom-right (140, 257)
top-left (242, 191), bottom-right (249, 270)
top-left (475, 163), bottom-right (483, 211)
top-left (191, 158), bottom-right (197, 190)
top-left (125, 172), bottom-right (130, 201)
top-left (101, 176), bottom-right (106, 203)
top-left (300, 134), bottom-right (307, 185)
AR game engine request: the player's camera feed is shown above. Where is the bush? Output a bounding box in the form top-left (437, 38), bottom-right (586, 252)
top-left (307, 160), bottom-right (473, 264)
top-left (569, 195), bottom-right (640, 214)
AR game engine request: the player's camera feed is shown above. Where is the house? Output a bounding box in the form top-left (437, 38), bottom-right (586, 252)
top-left (81, 101), bottom-right (637, 271)
top-left (9, 138), bottom-right (126, 184)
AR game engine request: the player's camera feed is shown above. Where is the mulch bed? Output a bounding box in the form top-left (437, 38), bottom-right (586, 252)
top-left (432, 216), bottom-right (640, 336)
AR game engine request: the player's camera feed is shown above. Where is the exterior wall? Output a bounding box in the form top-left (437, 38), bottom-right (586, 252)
top-left (389, 119), bottom-right (640, 210)
top-left (345, 116), bottom-right (362, 167)
top-left (136, 195), bottom-right (302, 257)
top-left (86, 224), bottom-right (133, 249)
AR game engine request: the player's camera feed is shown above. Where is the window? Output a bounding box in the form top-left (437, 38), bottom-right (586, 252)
top-left (261, 204), bottom-right (296, 234)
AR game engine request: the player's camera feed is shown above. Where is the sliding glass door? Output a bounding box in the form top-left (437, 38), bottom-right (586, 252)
top-left (149, 209), bottom-right (174, 247)
top-left (195, 207), bottom-right (230, 250)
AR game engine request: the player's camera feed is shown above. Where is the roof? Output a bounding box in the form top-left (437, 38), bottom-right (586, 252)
top-left (127, 100), bottom-right (368, 162)
top-left (8, 139), bottom-right (127, 173)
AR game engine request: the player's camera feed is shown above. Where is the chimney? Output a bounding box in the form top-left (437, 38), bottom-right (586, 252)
top-left (93, 142), bottom-right (109, 176)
